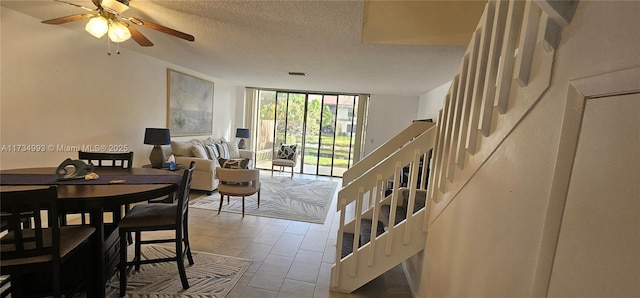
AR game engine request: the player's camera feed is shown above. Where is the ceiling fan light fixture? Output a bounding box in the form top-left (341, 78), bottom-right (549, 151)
top-left (85, 16), bottom-right (108, 38)
top-left (108, 21), bottom-right (131, 42)
top-left (44, 0), bottom-right (194, 52)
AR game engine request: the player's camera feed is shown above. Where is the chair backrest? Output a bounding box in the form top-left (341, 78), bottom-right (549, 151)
top-left (78, 151), bottom-right (134, 169)
top-left (274, 144), bottom-right (298, 164)
top-left (176, 161), bottom-right (196, 224)
top-left (0, 186), bottom-right (60, 262)
top-left (216, 168), bottom-right (261, 187)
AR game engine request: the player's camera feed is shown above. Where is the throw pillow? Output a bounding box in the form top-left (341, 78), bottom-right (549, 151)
top-left (189, 139), bottom-right (205, 146)
top-left (278, 144), bottom-right (297, 160)
top-left (218, 157), bottom-right (251, 186)
top-left (202, 138), bottom-right (217, 146)
top-left (216, 142), bottom-right (230, 159)
top-left (218, 157), bottom-right (250, 169)
top-left (171, 141), bottom-right (193, 157)
top-left (204, 144), bottom-right (220, 160)
top-left (191, 144), bottom-right (208, 159)
top-left (226, 141), bottom-right (240, 158)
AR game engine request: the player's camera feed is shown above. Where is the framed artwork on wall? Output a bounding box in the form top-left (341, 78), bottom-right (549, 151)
top-left (167, 69), bottom-right (214, 136)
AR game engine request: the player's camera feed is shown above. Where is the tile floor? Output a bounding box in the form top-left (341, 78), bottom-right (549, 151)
top-left (143, 171), bottom-right (413, 298)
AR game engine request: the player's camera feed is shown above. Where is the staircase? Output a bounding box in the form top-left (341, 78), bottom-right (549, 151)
top-left (331, 121), bottom-right (436, 293)
top-left (330, 0), bottom-right (577, 294)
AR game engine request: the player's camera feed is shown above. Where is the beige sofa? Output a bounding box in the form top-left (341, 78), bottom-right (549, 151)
top-left (170, 137), bottom-right (255, 194)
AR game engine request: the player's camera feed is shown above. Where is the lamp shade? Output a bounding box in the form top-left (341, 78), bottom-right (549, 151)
top-left (236, 128), bottom-right (250, 139)
top-left (108, 21), bottom-right (131, 43)
top-left (144, 128), bottom-right (171, 145)
top-left (85, 16), bottom-right (108, 38)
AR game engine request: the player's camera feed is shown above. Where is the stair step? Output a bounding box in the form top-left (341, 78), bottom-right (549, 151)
top-left (341, 232), bottom-right (355, 258)
top-left (340, 219), bottom-right (385, 259)
top-left (379, 191), bottom-right (428, 227)
top-left (359, 219), bottom-right (385, 246)
top-left (380, 204), bottom-right (408, 226)
top-left (400, 189), bottom-right (427, 213)
top-left (413, 194), bottom-right (426, 213)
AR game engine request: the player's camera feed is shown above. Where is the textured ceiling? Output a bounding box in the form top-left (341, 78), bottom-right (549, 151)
top-left (1, 0), bottom-right (481, 96)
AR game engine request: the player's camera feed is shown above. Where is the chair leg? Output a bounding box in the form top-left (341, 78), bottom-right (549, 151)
top-left (134, 231), bottom-right (142, 271)
top-left (257, 190), bottom-right (261, 208)
top-left (119, 229), bottom-right (128, 297)
top-left (242, 196), bottom-right (245, 217)
top-left (218, 194), bottom-right (224, 214)
top-left (52, 259), bottom-right (61, 298)
top-left (183, 218), bottom-right (194, 265)
top-left (175, 240), bottom-right (190, 289)
top-left (124, 204), bottom-right (133, 245)
top-left (290, 166), bottom-right (294, 179)
top-left (271, 164), bottom-right (274, 177)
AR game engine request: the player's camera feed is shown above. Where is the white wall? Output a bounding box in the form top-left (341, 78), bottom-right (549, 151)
top-left (0, 9), bottom-right (239, 169)
top-left (417, 81), bottom-right (451, 121)
top-left (420, 1), bottom-right (640, 297)
top-left (234, 86), bottom-right (247, 129)
top-left (364, 94), bottom-right (419, 155)
top-left (0, 9), bottom-right (421, 170)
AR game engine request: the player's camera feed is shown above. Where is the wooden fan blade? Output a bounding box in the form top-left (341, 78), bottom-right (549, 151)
top-left (125, 23), bottom-right (154, 47)
top-left (42, 14), bottom-right (94, 25)
top-left (128, 17), bottom-right (195, 42)
top-left (53, 0), bottom-right (96, 12)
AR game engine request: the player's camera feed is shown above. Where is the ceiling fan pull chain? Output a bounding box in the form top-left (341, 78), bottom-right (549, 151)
top-left (116, 42), bottom-right (121, 55)
top-left (107, 37), bottom-right (111, 55)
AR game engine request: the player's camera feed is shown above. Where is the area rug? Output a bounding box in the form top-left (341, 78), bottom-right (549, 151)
top-left (106, 245), bottom-right (252, 298)
top-left (190, 176), bottom-right (338, 224)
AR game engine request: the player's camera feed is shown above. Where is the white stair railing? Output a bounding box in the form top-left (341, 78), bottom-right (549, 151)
top-left (428, 0), bottom-right (577, 220)
top-left (342, 121), bottom-right (434, 187)
top-left (331, 126), bottom-right (437, 293)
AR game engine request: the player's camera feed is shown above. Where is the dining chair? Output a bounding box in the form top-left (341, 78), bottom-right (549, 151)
top-left (0, 186), bottom-right (96, 298)
top-left (76, 151), bottom-right (134, 243)
top-left (216, 168), bottom-right (261, 217)
top-left (117, 161), bottom-right (196, 297)
top-left (78, 151), bottom-right (134, 168)
top-left (70, 151), bottom-right (134, 222)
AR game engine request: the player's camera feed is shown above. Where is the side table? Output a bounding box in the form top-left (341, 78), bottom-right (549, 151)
top-left (141, 164), bottom-right (185, 171)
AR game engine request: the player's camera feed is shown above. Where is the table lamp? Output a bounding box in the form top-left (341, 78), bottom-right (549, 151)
top-left (144, 128), bottom-right (171, 168)
top-left (236, 128), bottom-right (250, 149)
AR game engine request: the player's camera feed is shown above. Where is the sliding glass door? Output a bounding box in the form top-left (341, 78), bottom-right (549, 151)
top-left (255, 89), bottom-right (361, 177)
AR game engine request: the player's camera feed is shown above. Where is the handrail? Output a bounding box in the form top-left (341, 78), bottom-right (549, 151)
top-left (342, 121), bottom-right (434, 187)
top-left (338, 126), bottom-right (437, 207)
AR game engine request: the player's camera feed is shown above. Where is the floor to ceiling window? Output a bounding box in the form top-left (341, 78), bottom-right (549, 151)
top-left (254, 89), bottom-right (362, 177)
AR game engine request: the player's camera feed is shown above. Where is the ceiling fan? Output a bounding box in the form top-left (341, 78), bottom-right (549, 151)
top-left (41, 0), bottom-right (195, 54)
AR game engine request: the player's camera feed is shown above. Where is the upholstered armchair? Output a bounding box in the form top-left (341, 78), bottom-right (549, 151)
top-left (216, 168), bottom-right (261, 217)
top-left (271, 144), bottom-right (298, 179)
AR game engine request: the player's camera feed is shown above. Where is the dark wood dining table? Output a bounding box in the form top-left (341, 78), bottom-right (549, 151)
top-left (0, 167), bottom-right (183, 297)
